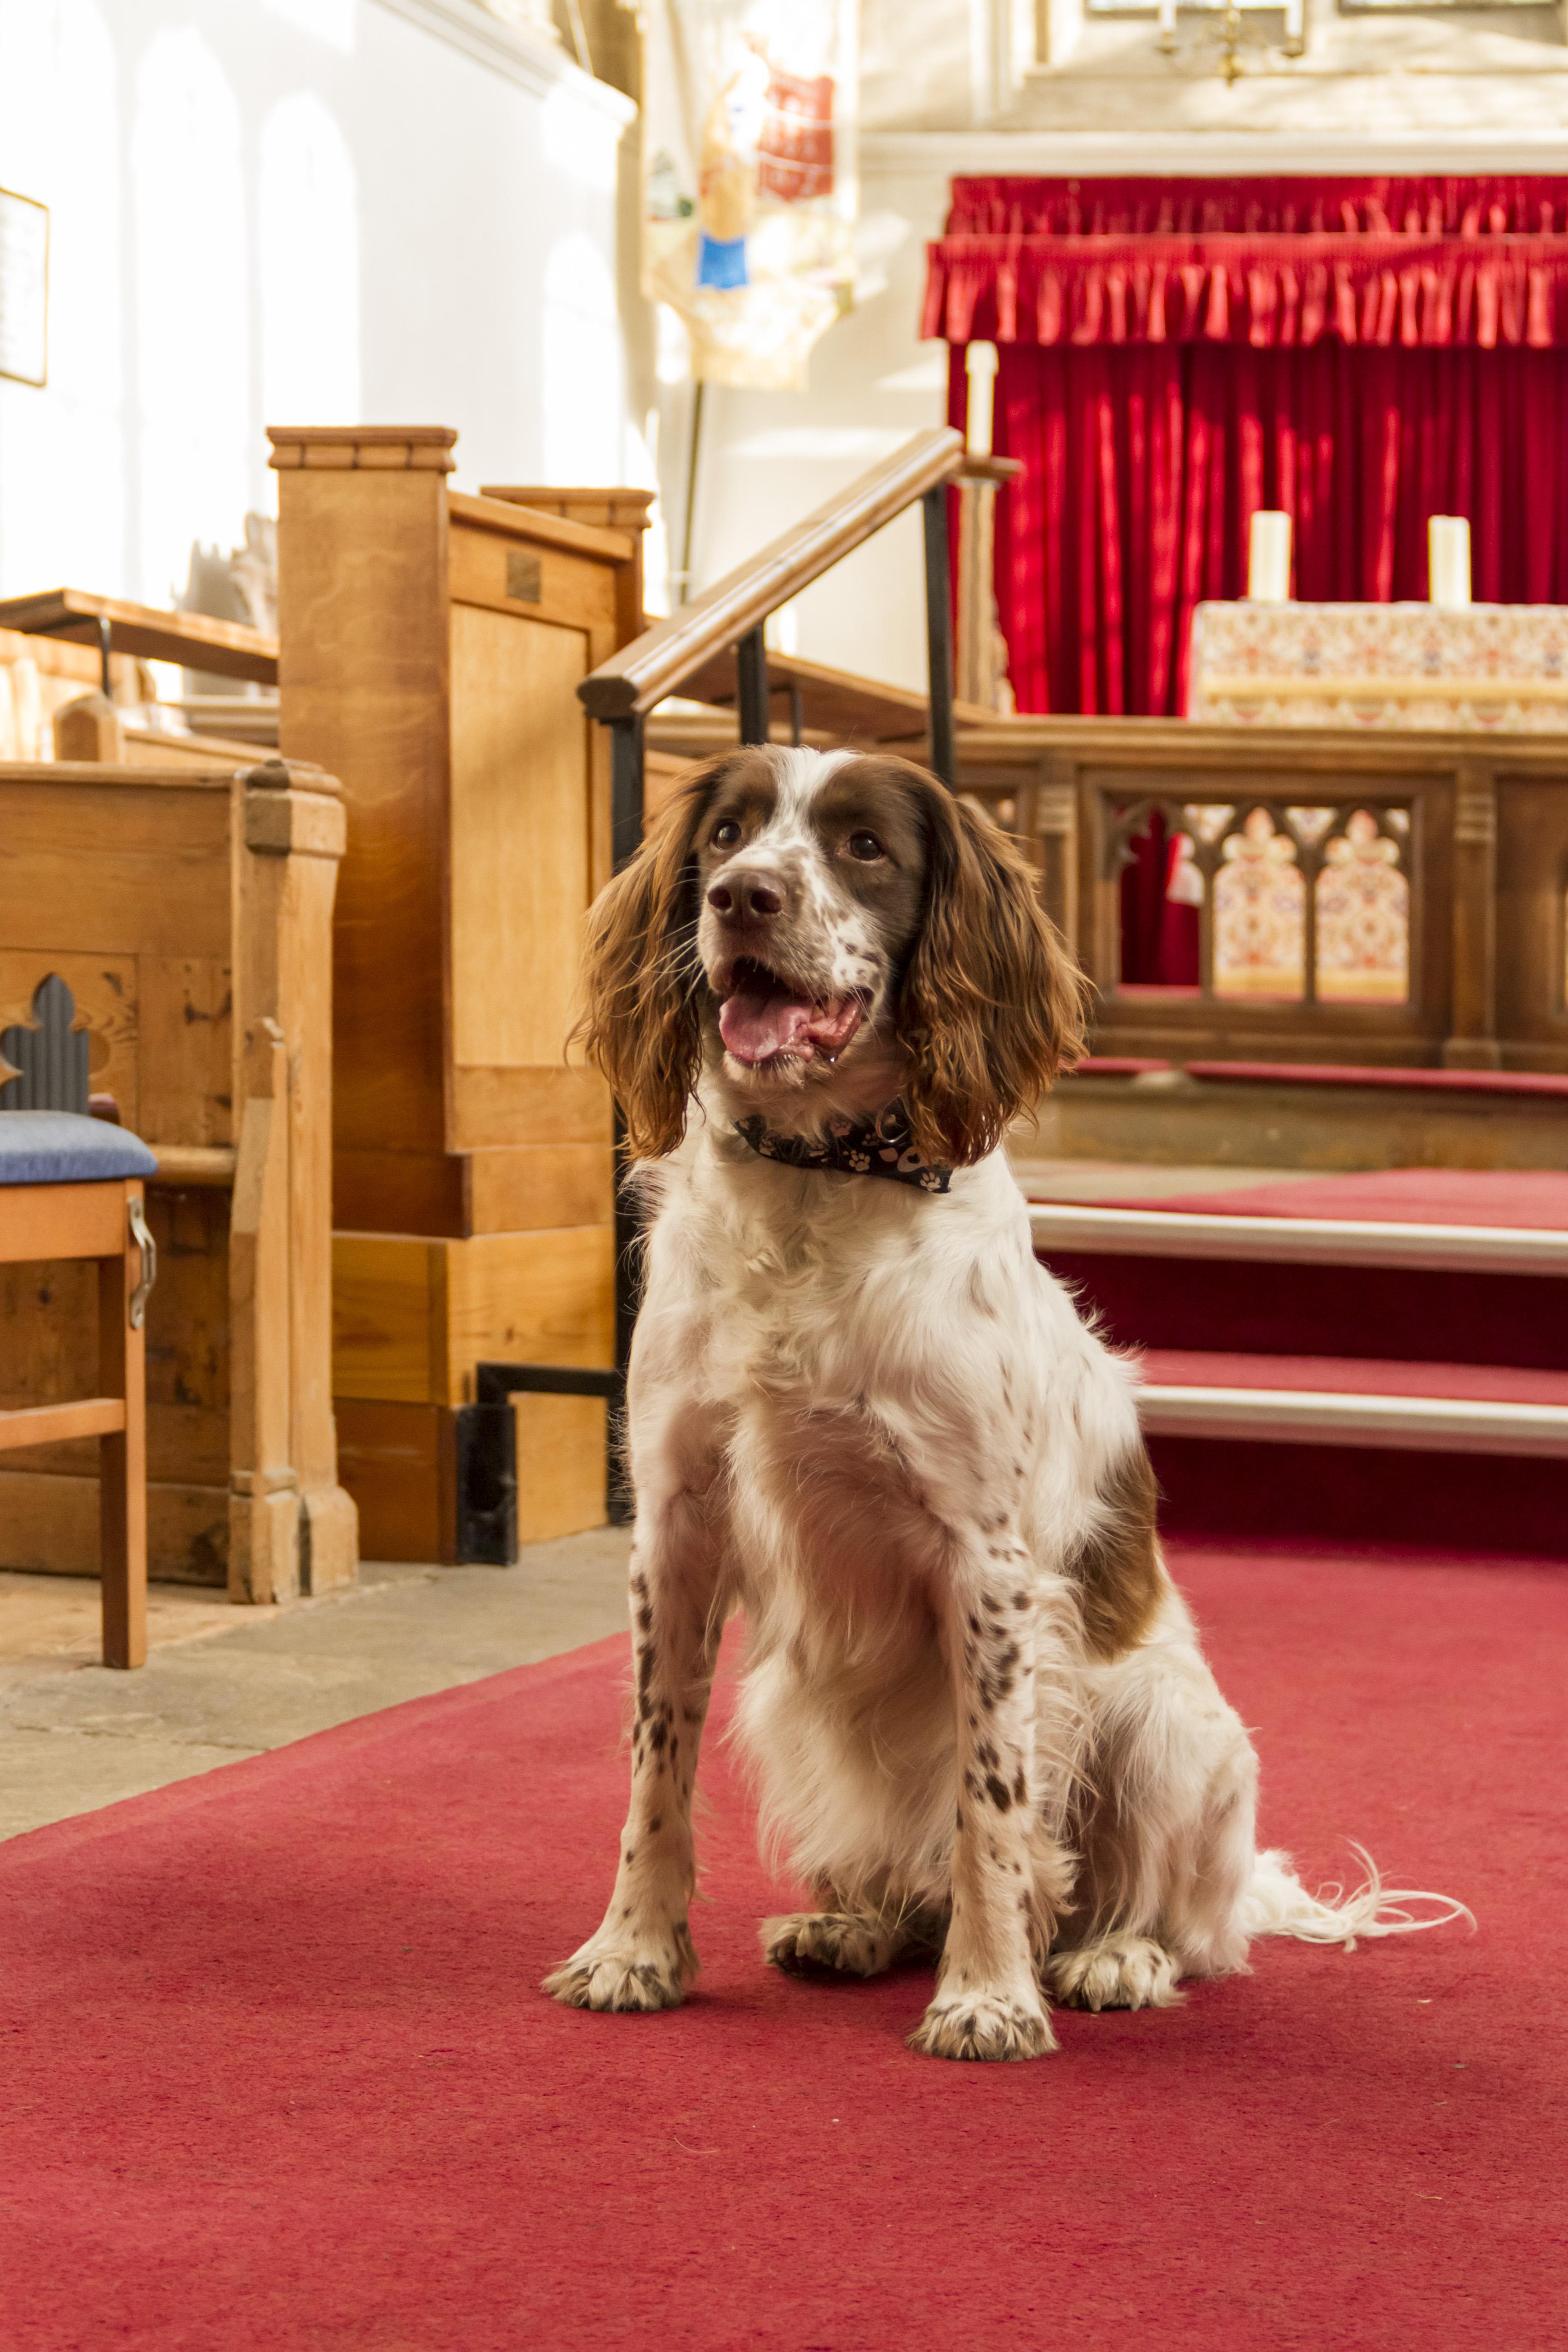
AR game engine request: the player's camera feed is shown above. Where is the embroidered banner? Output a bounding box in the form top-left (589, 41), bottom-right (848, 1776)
top-left (641, 0), bottom-right (859, 388)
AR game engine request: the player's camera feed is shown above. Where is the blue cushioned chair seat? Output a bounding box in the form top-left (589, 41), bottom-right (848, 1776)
top-left (0, 1111), bottom-right (158, 1185)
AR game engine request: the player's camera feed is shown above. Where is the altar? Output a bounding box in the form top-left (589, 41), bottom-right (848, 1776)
top-left (1189, 601), bottom-right (1568, 733)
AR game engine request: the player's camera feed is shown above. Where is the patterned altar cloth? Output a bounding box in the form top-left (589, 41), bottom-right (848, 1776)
top-left (1188, 602), bottom-right (1568, 731)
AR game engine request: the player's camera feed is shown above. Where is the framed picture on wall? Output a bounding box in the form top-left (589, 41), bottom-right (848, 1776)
top-left (0, 188), bottom-right (49, 389)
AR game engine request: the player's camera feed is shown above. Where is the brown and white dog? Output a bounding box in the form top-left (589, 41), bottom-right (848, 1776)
top-left (544, 745), bottom-right (1463, 2060)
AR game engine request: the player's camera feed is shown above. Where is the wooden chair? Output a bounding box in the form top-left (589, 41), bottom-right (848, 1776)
top-left (0, 978), bottom-right (157, 1667)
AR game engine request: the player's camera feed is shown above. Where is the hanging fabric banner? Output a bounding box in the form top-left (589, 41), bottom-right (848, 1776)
top-left (641, 0), bottom-right (859, 388)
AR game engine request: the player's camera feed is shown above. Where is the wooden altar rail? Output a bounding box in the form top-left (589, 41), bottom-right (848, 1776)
top-left (954, 718), bottom-right (1568, 1075)
top-left (0, 757), bottom-right (357, 1598)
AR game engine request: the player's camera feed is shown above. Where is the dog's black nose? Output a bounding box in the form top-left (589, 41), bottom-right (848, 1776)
top-left (707, 870), bottom-right (783, 920)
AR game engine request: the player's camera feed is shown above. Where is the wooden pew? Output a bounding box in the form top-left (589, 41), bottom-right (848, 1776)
top-left (0, 627), bottom-right (145, 761)
top-left (268, 427), bottom-right (645, 1560)
top-left (0, 756), bottom-right (357, 1600)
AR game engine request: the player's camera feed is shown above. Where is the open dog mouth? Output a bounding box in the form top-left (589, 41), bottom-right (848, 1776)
top-left (713, 956), bottom-right (866, 1068)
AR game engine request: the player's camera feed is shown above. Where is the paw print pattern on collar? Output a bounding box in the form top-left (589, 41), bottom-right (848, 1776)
top-left (731, 1105), bottom-right (953, 1193)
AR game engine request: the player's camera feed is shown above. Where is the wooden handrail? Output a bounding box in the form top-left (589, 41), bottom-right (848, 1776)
top-left (578, 426), bottom-right (968, 723)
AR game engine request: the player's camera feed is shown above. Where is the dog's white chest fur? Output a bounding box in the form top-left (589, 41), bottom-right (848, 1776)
top-left (633, 1127), bottom-right (1144, 1672)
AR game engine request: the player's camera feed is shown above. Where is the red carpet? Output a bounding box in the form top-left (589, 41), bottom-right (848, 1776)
top-left (2, 1545), bottom-right (1564, 2352)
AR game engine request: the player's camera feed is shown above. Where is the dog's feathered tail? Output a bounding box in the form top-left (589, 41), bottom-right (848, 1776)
top-left (1241, 1843), bottom-right (1475, 1951)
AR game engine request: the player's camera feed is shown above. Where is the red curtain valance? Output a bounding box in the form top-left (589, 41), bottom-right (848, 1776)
top-left (924, 176), bottom-right (1568, 350)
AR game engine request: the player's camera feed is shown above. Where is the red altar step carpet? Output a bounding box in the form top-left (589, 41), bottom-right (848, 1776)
top-left (1033, 1169), bottom-right (1568, 1557)
top-left (2, 1543), bottom-right (1564, 2352)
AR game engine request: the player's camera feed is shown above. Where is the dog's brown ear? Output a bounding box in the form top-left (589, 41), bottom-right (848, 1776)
top-left (575, 765), bottom-right (720, 1158)
top-left (897, 784), bottom-right (1085, 1167)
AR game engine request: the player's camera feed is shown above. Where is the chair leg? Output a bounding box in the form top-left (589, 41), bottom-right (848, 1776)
top-left (98, 1200), bottom-right (147, 1670)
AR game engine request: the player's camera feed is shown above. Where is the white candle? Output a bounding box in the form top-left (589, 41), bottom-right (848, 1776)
top-left (965, 341), bottom-right (998, 457)
top-left (1284, 0), bottom-right (1303, 44)
top-left (1158, 0), bottom-right (1177, 41)
top-left (1248, 509), bottom-right (1292, 603)
top-left (1429, 515), bottom-right (1472, 609)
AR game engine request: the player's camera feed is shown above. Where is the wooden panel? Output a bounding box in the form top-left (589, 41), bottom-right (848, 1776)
top-left (448, 518), bottom-right (620, 633)
top-left (514, 1394), bottom-right (608, 1541)
top-left (466, 1143), bottom-right (613, 1234)
top-left (332, 1233), bottom-right (443, 1403)
top-left (448, 605), bottom-right (592, 1077)
top-left (334, 1400), bottom-right (450, 1564)
top-left (1497, 776), bottom-right (1568, 1053)
top-left (0, 778), bottom-right (231, 958)
top-left (274, 465), bottom-right (451, 1155)
top-left (0, 948), bottom-right (139, 1129)
top-left (443, 1224), bottom-right (614, 1404)
top-left (448, 1065), bottom-right (611, 1151)
top-left (645, 749), bottom-right (699, 832)
top-left (0, 1182), bottom-right (125, 1262)
top-left (449, 490), bottom-right (636, 562)
top-left (143, 1186), bottom-right (230, 1478)
top-left (137, 957), bottom-right (233, 1144)
top-left (0, 1254), bottom-right (95, 1428)
top-left (122, 727), bottom-right (261, 771)
top-left (0, 1470), bottom-right (228, 1582)
top-left (334, 1147), bottom-right (469, 1238)
top-left (1074, 763), bottom-right (1455, 1065)
top-left (333, 1224), bottom-right (613, 1406)
top-left (332, 1143), bottom-right (614, 1239)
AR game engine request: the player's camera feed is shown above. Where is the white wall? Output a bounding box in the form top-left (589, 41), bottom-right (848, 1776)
top-left (682, 165), bottom-right (948, 697)
top-left (0, 0), bottom-right (633, 606)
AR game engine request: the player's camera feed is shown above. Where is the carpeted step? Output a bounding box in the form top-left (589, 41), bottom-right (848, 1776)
top-left (1029, 1171), bottom-right (1568, 1557)
top-left (1029, 1184), bottom-right (1568, 1370)
top-left (1137, 1349), bottom-right (1568, 1456)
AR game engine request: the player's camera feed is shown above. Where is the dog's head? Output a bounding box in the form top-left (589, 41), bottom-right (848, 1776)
top-left (578, 745), bottom-right (1083, 1167)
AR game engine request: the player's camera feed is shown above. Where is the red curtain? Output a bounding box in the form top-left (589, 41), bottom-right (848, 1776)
top-left (931, 176), bottom-right (1568, 981)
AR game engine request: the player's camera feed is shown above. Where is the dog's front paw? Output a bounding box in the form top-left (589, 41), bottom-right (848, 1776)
top-left (763, 1911), bottom-right (893, 1980)
top-left (1048, 1934), bottom-right (1182, 2013)
top-left (543, 1918), bottom-right (697, 2014)
top-left (908, 1987), bottom-right (1057, 2062)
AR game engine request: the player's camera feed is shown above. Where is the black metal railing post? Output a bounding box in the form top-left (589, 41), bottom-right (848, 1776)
top-left (736, 624), bottom-right (770, 745)
top-left (922, 486), bottom-right (956, 789)
top-left (609, 714), bottom-right (644, 868)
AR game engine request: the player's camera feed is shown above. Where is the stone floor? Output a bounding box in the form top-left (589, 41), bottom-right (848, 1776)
top-left (0, 1530), bottom-right (633, 1843)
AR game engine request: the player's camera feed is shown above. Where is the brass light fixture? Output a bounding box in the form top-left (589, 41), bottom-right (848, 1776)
top-left (1157, 0), bottom-right (1306, 83)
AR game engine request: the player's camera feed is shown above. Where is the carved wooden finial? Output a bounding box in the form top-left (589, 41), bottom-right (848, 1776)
top-left (0, 975), bottom-right (90, 1112)
top-left (53, 693), bottom-right (125, 765)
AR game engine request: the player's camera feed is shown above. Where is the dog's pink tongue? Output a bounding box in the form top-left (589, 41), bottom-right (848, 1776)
top-left (719, 982), bottom-right (815, 1064)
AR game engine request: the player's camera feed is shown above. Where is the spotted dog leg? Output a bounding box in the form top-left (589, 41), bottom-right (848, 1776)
top-left (909, 1568), bottom-right (1060, 2062)
top-left (543, 1487), bottom-right (725, 2014)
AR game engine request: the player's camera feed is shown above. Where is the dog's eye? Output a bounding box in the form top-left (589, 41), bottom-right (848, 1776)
top-left (847, 832), bottom-right (884, 862)
top-left (711, 819), bottom-right (742, 849)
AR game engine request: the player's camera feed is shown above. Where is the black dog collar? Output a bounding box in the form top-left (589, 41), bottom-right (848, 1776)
top-left (731, 1105), bottom-right (952, 1194)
